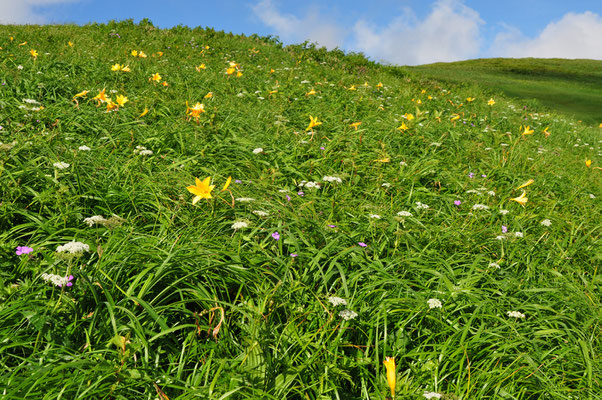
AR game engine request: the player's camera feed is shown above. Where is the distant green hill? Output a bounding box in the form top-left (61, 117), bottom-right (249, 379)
top-left (409, 58), bottom-right (602, 125)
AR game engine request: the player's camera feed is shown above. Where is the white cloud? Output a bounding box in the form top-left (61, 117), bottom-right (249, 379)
top-left (0, 0), bottom-right (79, 24)
top-left (351, 0), bottom-right (484, 65)
top-left (492, 11), bottom-right (602, 60)
top-left (251, 0), bottom-right (345, 50)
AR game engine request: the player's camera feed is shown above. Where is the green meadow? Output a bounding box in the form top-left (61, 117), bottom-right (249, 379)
top-left (0, 21), bottom-right (600, 399)
top-left (409, 58), bottom-right (602, 126)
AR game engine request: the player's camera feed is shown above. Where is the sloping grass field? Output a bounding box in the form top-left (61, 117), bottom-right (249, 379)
top-left (0, 21), bottom-right (600, 399)
top-left (409, 58), bottom-right (602, 126)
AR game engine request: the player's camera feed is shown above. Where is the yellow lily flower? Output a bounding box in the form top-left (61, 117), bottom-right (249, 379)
top-left (450, 113), bottom-right (460, 121)
top-left (186, 101), bottom-right (205, 121)
top-left (92, 89), bottom-right (108, 104)
top-left (305, 88), bottom-right (316, 96)
top-left (139, 107), bottom-right (149, 117)
top-left (522, 125), bottom-right (534, 135)
top-left (488, 98), bottom-right (496, 106)
top-left (187, 177), bottom-right (214, 204)
top-left (131, 50), bottom-right (138, 57)
top-left (68, 41), bottom-right (74, 47)
top-left (204, 92), bottom-right (213, 99)
top-left (195, 64), bottom-right (206, 71)
top-left (221, 176), bottom-right (232, 192)
top-left (517, 179), bottom-right (534, 189)
top-left (510, 191), bottom-right (528, 206)
top-left (466, 97), bottom-right (475, 102)
top-left (404, 113), bottom-right (415, 121)
top-left (376, 82), bottom-right (383, 89)
top-left (111, 63), bottom-right (122, 71)
top-left (138, 51), bottom-right (147, 58)
top-left (350, 122), bottom-right (362, 130)
top-left (306, 115), bottom-right (322, 131)
top-left (121, 65), bottom-right (131, 72)
top-left (585, 159), bottom-right (592, 167)
top-left (115, 95), bottom-right (128, 107)
top-left (397, 122), bottom-right (409, 131)
top-left (543, 126), bottom-right (551, 137)
top-left (150, 73), bottom-right (162, 82)
top-left (105, 99), bottom-right (118, 112)
top-left (30, 49), bottom-right (38, 59)
top-left (383, 357), bottom-right (396, 398)
top-left (72, 90), bottom-right (89, 100)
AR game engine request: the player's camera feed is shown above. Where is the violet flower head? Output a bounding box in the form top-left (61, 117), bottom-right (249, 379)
top-left (468, 172), bottom-right (474, 179)
top-left (272, 231), bottom-right (280, 240)
top-left (358, 242), bottom-right (367, 247)
top-left (502, 225), bottom-right (508, 233)
top-left (454, 200), bottom-right (461, 206)
top-left (16, 246), bottom-right (34, 256)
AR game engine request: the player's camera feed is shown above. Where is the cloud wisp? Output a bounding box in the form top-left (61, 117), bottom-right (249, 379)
top-left (0, 0), bottom-right (80, 24)
top-left (492, 11), bottom-right (602, 60)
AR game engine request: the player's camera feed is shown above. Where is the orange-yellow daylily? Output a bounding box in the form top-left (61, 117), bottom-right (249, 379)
top-left (195, 64), bottom-right (206, 71)
top-left (306, 115), bottom-right (322, 131)
top-left (451, 113), bottom-right (460, 122)
top-left (517, 179), bottom-right (534, 189)
top-left (73, 90), bottom-right (89, 101)
top-left (138, 51), bottom-right (147, 58)
top-left (204, 92), bottom-right (213, 99)
top-left (186, 101), bottom-right (205, 121)
top-left (139, 107), bottom-right (149, 118)
top-left (521, 125), bottom-right (534, 135)
top-left (187, 177), bottom-right (214, 204)
top-left (543, 126), bottom-right (551, 137)
top-left (585, 159), bottom-right (592, 168)
top-left (510, 190), bottom-right (528, 206)
top-left (131, 50), bottom-right (138, 57)
top-left (383, 357), bottom-right (396, 398)
top-left (466, 97), bottom-right (475, 102)
top-left (92, 89), bottom-right (108, 104)
top-left (161, 81), bottom-right (169, 87)
top-left (155, 51), bottom-right (163, 57)
top-left (68, 41), bottom-right (74, 47)
top-left (347, 85), bottom-right (356, 91)
top-left (404, 113), bottom-right (415, 121)
top-left (111, 63), bottom-right (122, 71)
top-left (350, 122), bottom-right (362, 130)
top-left (150, 73), bottom-right (162, 82)
top-left (487, 98), bottom-right (496, 106)
top-left (105, 99), bottom-right (118, 112)
top-left (115, 95), bottom-right (128, 107)
top-left (236, 70), bottom-right (243, 77)
top-left (376, 82), bottom-right (383, 89)
top-left (30, 49), bottom-right (38, 59)
top-left (305, 88), bottom-right (316, 96)
top-left (397, 122), bottom-right (409, 131)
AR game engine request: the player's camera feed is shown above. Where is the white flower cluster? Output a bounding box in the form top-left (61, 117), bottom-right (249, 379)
top-left (235, 197), bottom-right (255, 202)
top-left (299, 181), bottom-right (321, 189)
top-left (507, 310), bottom-right (525, 319)
top-left (322, 176), bottom-right (342, 183)
top-left (328, 296), bottom-right (347, 307)
top-left (83, 215), bottom-right (108, 227)
top-left (369, 214), bottom-right (381, 219)
top-left (41, 273), bottom-right (73, 287)
top-left (427, 298), bottom-right (442, 309)
top-left (252, 210), bottom-right (269, 217)
top-left (338, 309), bottom-right (358, 320)
top-left (53, 162), bottom-right (70, 169)
top-left (133, 145), bottom-right (153, 156)
top-left (540, 219), bottom-right (552, 227)
top-left (78, 145), bottom-right (91, 151)
top-left (56, 241), bottom-right (90, 255)
top-left (499, 209), bottom-right (510, 215)
top-left (397, 211), bottom-right (412, 217)
top-left (231, 221), bottom-right (248, 230)
top-left (471, 204), bottom-right (490, 211)
top-left (489, 262), bottom-right (501, 269)
top-left (423, 392), bottom-right (442, 399)
top-left (415, 202), bottom-right (430, 209)
top-left (252, 147), bottom-right (263, 154)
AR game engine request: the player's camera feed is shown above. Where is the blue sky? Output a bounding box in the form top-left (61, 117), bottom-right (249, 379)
top-left (2, 0), bottom-right (602, 65)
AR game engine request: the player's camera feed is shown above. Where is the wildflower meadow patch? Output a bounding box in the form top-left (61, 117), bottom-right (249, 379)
top-left (0, 21), bottom-right (600, 399)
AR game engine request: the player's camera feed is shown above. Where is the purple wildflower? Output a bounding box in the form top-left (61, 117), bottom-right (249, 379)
top-left (286, 194), bottom-right (291, 201)
top-left (297, 191), bottom-right (304, 196)
top-left (16, 246), bottom-right (34, 256)
top-left (235, 179), bottom-right (242, 184)
top-left (502, 225), bottom-right (508, 233)
top-left (358, 242), bottom-right (367, 247)
top-left (481, 174), bottom-right (487, 178)
top-left (327, 224), bottom-right (337, 228)
top-left (320, 146), bottom-right (325, 150)
top-left (290, 253), bottom-right (298, 257)
top-left (468, 172), bottom-right (474, 179)
top-left (454, 200), bottom-right (461, 206)
top-left (272, 231), bottom-right (280, 240)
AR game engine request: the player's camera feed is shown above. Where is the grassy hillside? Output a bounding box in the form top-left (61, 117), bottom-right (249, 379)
top-left (0, 21), bottom-right (600, 399)
top-left (409, 58), bottom-right (602, 126)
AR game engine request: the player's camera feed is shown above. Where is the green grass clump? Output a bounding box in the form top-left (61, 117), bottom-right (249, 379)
top-left (409, 57), bottom-right (602, 126)
top-left (0, 21), bottom-right (600, 399)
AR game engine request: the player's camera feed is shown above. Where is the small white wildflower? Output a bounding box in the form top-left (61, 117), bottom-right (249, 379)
top-left (83, 215), bottom-right (108, 227)
top-left (53, 162), bottom-right (70, 169)
top-left (501, 143), bottom-right (509, 147)
top-left (381, 182), bottom-right (391, 188)
top-left (328, 296), bottom-right (347, 307)
top-left (138, 149), bottom-right (153, 156)
top-left (427, 298), bottom-right (442, 309)
top-left (540, 219), bottom-right (552, 227)
top-left (369, 214), bottom-right (381, 219)
top-left (322, 176), bottom-right (342, 183)
top-left (397, 211), bottom-right (412, 217)
top-left (489, 262), bottom-right (501, 269)
top-left (487, 191), bottom-right (496, 196)
top-left (56, 241), bottom-right (90, 254)
top-left (17, 65), bottom-right (24, 70)
top-left (338, 309), bottom-right (358, 320)
top-left (514, 232), bottom-right (524, 238)
top-left (236, 92), bottom-right (244, 97)
top-left (589, 194), bottom-right (595, 199)
top-left (299, 181), bottom-right (321, 189)
top-left (507, 310), bottom-right (525, 319)
top-left (252, 210), bottom-right (269, 217)
top-left (78, 145), bottom-right (91, 151)
top-left (465, 189), bottom-right (480, 194)
top-left (429, 142), bottom-right (441, 147)
top-left (399, 161), bottom-right (407, 166)
top-left (231, 221), bottom-right (249, 230)
top-left (252, 147), bottom-right (263, 154)
top-left (23, 98), bottom-right (40, 104)
top-left (415, 202), bottom-right (430, 209)
top-left (236, 197), bottom-right (255, 202)
top-left (423, 393), bottom-right (443, 399)
top-left (41, 273), bottom-right (74, 287)
top-left (499, 209), bottom-right (510, 215)
top-left (472, 204), bottom-right (489, 211)
top-left (495, 235), bottom-right (506, 240)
